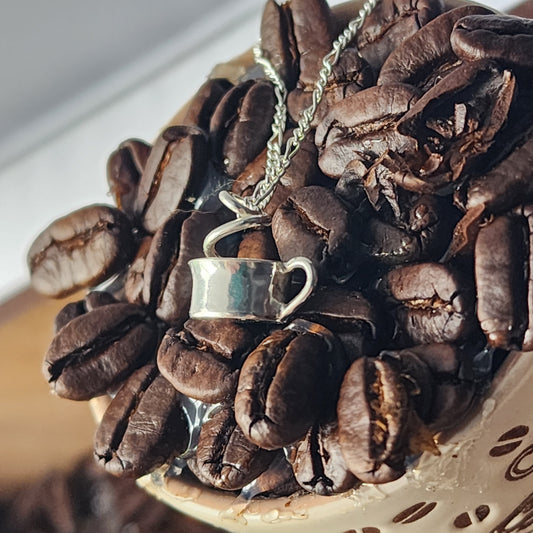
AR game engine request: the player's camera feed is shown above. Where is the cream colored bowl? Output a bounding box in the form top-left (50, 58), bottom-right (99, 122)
top-left (129, 351), bottom-right (532, 532)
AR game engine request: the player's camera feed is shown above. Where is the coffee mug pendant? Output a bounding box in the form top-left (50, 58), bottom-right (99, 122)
top-left (188, 211), bottom-right (317, 322)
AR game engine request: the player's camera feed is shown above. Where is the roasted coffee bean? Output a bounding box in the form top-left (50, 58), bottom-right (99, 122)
top-left (43, 303), bottom-right (158, 400)
top-left (288, 48), bottom-right (374, 126)
top-left (237, 228), bottom-right (279, 260)
top-left (124, 236), bottom-right (152, 305)
top-left (260, 0), bottom-right (299, 90)
top-left (28, 205), bottom-right (135, 298)
top-left (290, 0), bottom-right (334, 88)
top-left (240, 452), bottom-right (302, 499)
top-left (395, 59), bottom-right (515, 192)
top-left (209, 79), bottom-right (275, 178)
top-left (337, 357), bottom-right (409, 483)
top-left (464, 135), bottom-right (533, 214)
top-left (357, 0), bottom-right (444, 75)
top-left (181, 78), bottom-right (234, 131)
top-left (475, 212), bottom-right (529, 350)
top-left (94, 364), bottom-right (189, 478)
top-left (297, 286), bottom-right (384, 358)
top-left (232, 130), bottom-right (327, 216)
top-left (194, 406), bottom-right (274, 491)
top-left (234, 322), bottom-right (338, 450)
top-left (134, 125), bottom-right (208, 233)
top-left (158, 319), bottom-right (257, 404)
top-left (316, 83), bottom-right (419, 180)
top-left (107, 138), bottom-right (151, 219)
top-left (378, 262), bottom-right (475, 345)
top-left (271, 186), bottom-right (360, 280)
top-left (141, 210), bottom-right (223, 326)
top-left (54, 291), bottom-right (118, 332)
top-left (289, 421), bottom-right (359, 496)
top-left (452, 14), bottom-right (533, 70)
top-left (282, 0), bottom-right (337, 122)
top-left (392, 343), bottom-right (476, 431)
top-left (377, 5), bottom-right (494, 88)
top-left (379, 348), bottom-right (435, 423)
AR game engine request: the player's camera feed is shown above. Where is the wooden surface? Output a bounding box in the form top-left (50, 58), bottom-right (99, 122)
top-left (0, 289), bottom-right (95, 492)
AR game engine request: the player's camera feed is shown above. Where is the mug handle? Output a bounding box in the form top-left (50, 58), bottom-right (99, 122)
top-left (279, 257), bottom-right (318, 321)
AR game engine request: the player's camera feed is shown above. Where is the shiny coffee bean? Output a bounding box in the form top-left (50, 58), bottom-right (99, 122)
top-left (289, 421), bottom-right (359, 495)
top-left (181, 77), bottom-right (234, 131)
top-left (157, 319), bottom-right (257, 404)
top-left (43, 303), bottom-right (158, 400)
top-left (316, 83), bottom-right (419, 180)
top-left (194, 406), bottom-right (274, 491)
top-left (209, 79), bottom-right (275, 178)
top-left (54, 291), bottom-right (118, 332)
top-left (377, 5), bottom-right (494, 88)
top-left (475, 212), bottom-right (529, 350)
top-left (337, 357), bottom-right (409, 483)
top-left (107, 138), bottom-right (151, 219)
top-left (28, 204), bottom-right (135, 298)
top-left (452, 14), bottom-right (533, 70)
top-left (260, 0), bottom-right (298, 90)
top-left (378, 262), bottom-right (475, 345)
top-left (134, 125), bottom-right (208, 233)
top-left (272, 185), bottom-right (360, 280)
top-left (94, 364), bottom-right (189, 478)
top-left (235, 323), bottom-right (337, 450)
top-left (357, 0), bottom-right (444, 75)
top-left (394, 343), bottom-right (476, 431)
top-left (297, 286), bottom-right (384, 359)
top-left (141, 210), bottom-right (224, 327)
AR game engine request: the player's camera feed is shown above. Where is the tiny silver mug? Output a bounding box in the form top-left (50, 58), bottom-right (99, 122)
top-left (188, 256), bottom-right (316, 322)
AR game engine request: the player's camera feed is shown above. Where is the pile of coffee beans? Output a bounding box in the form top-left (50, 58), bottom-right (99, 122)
top-left (27, 0), bottom-right (533, 498)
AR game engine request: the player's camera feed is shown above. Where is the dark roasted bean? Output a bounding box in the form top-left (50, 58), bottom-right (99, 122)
top-left (395, 59), bottom-right (516, 192)
top-left (377, 5), bottom-right (494, 88)
top-left (378, 262), bottom-right (475, 345)
top-left (260, 0), bottom-right (299, 90)
top-left (357, 0), bottom-right (445, 75)
top-left (209, 80), bottom-right (275, 178)
top-left (157, 319), bottom-right (256, 404)
top-left (181, 78), bottom-right (234, 131)
top-left (272, 186), bottom-right (360, 280)
top-left (464, 135), bottom-right (533, 213)
top-left (28, 205), bottom-right (135, 298)
top-left (237, 228), bottom-right (279, 260)
top-left (289, 421), bottom-right (359, 495)
top-left (140, 210), bottom-right (223, 327)
top-left (235, 323), bottom-right (337, 450)
top-left (43, 303), bottom-right (158, 400)
top-left (337, 357), bottom-right (409, 483)
top-left (396, 343), bottom-right (476, 431)
top-left (297, 286), bottom-right (384, 358)
top-left (54, 291), bottom-right (118, 332)
top-left (134, 125), bottom-right (208, 233)
top-left (452, 14), bottom-right (533, 70)
top-left (94, 365), bottom-right (189, 477)
top-left (107, 139), bottom-right (151, 219)
top-left (475, 213), bottom-right (529, 349)
top-left (194, 407), bottom-right (274, 491)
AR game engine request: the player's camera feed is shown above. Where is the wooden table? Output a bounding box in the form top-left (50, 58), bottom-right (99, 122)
top-left (0, 289), bottom-right (95, 492)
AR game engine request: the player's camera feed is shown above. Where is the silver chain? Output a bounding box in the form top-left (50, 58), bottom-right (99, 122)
top-left (228, 0), bottom-right (379, 214)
